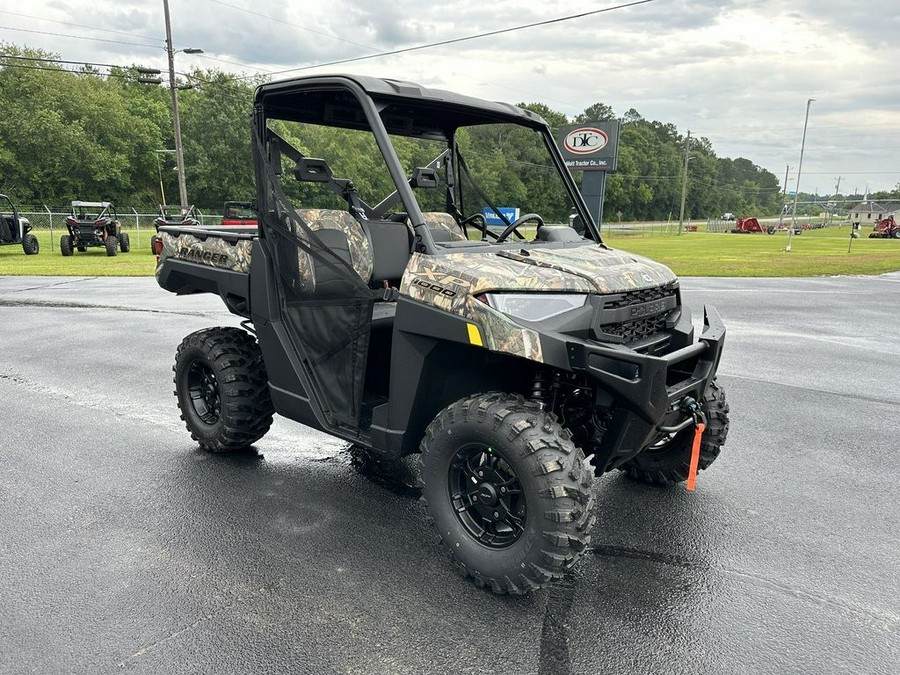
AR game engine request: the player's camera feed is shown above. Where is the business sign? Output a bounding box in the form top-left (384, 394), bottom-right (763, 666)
top-left (556, 121), bottom-right (620, 171)
top-left (482, 206), bottom-right (520, 226)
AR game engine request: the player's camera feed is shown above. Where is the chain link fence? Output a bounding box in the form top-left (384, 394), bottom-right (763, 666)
top-left (16, 207), bottom-right (227, 251)
top-left (18, 207), bottom-right (226, 231)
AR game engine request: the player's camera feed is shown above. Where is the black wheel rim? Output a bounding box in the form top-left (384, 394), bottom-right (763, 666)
top-left (448, 444), bottom-right (526, 549)
top-left (186, 360), bottom-right (220, 425)
top-left (646, 428), bottom-right (690, 455)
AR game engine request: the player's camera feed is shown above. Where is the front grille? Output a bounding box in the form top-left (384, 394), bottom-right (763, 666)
top-left (602, 314), bottom-right (669, 342)
top-left (601, 282), bottom-right (678, 310)
top-left (593, 282), bottom-right (679, 348)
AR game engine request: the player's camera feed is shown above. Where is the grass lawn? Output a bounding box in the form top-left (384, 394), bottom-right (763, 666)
top-left (1, 225), bottom-right (898, 278)
top-left (0, 228), bottom-right (157, 277)
top-left (604, 227), bottom-right (900, 276)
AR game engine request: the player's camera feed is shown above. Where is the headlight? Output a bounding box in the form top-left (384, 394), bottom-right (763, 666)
top-left (483, 293), bottom-right (588, 322)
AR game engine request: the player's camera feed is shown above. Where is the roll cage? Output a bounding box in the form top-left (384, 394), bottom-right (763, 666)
top-left (0, 193), bottom-right (28, 242)
top-left (70, 201), bottom-right (117, 223)
top-left (251, 74), bottom-right (603, 253)
top-left (157, 204), bottom-right (200, 226)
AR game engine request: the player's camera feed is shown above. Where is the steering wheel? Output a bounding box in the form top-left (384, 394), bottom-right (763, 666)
top-left (495, 213), bottom-right (544, 243)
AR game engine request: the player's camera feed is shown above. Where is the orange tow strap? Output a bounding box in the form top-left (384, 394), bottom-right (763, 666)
top-left (686, 422), bottom-right (706, 492)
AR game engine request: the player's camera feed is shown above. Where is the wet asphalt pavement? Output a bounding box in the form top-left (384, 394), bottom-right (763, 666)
top-left (1, 273), bottom-right (898, 675)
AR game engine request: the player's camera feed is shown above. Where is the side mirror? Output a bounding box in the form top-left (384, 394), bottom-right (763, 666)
top-left (294, 158), bottom-right (333, 183)
top-left (570, 214), bottom-right (584, 233)
top-left (411, 167), bottom-right (439, 189)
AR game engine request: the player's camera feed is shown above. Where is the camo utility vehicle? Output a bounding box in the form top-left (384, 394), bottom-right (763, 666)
top-left (156, 74), bottom-right (730, 594)
top-left (62, 201), bottom-right (129, 256)
top-left (0, 194), bottom-right (39, 254)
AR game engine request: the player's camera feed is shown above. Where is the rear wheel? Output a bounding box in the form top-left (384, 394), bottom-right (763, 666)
top-left (105, 235), bottom-right (118, 256)
top-left (22, 233), bottom-right (39, 255)
top-left (620, 379), bottom-right (729, 486)
top-left (419, 393), bottom-right (595, 594)
top-left (60, 235), bottom-right (73, 257)
top-left (173, 327), bottom-right (274, 452)
top-left (119, 232), bottom-right (131, 252)
top-left (892, 229), bottom-right (900, 239)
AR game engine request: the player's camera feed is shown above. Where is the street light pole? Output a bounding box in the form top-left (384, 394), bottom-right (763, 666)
top-left (677, 130), bottom-right (691, 235)
top-left (163, 0), bottom-right (188, 210)
top-left (154, 149), bottom-right (176, 205)
top-left (786, 98), bottom-right (815, 252)
top-left (155, 152), bottom-right (166, 205)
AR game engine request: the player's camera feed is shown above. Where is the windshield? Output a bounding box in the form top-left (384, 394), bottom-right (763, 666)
top-left (224, 203), bottom-right (255, 219)
top-left (259, 82), bottom-right (596, 247)
top-left (72, 206), bottom-right (107, 220)
top-left (386, 124), bottom-right (579, 236)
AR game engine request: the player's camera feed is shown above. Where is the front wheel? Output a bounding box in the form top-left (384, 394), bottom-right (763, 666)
top-left (60, 235), bottom-right (73, 256)
top-left (173, 327), bottom-right (274, 452)
top-left (419, 393), bottom-right (595, 594)
top-left (119, 232), bottom-right (130, 252)
top-left (620, 379), bottom-right (730, 486)
top-left (105, 235), bottom-right (118, 256)
top-left (22, 233), bottom-right (39, 255)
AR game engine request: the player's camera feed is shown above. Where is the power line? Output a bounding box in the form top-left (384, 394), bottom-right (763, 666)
top-left (191, 53), bottom-right (274, 74)
top-left (0, 62), bottom-right (135, 79)
top-left (248, 0), bottom-right (658, 78)
top-left (0, 54), bottom-right (139, 70)
top-left (206, 0), bottom-right (378, 52)
top-left (0, 25), bottom-right (160, 49)
top-left (0, 9), bottom-right (165, 43)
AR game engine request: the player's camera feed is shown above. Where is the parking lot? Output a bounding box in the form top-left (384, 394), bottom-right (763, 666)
top-left (1, 273), bottom-right (898, 674)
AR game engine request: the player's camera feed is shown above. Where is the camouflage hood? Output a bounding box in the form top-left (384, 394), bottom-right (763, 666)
top-left (401, 243), bottom-right (676, 297)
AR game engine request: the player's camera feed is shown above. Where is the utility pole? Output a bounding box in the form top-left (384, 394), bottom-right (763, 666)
top-left (163, 0), bottom-right (188, 210)
top-left (786, 98), bottom-right (814, 252)
top-left (677, 130), bottom-right (691, 235)
top-left (831, 176), bottom-right (842, 225)
top-left (777, 164), bottom-right (790, 231)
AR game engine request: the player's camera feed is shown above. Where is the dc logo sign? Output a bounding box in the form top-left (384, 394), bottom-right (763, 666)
top-left (563, 127), bottom-right (609, 155)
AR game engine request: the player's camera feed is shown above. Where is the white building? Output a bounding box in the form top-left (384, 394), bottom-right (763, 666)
top-left (848, 201), bottom-right (900, 225)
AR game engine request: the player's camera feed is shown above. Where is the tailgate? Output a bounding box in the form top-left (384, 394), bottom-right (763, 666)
top-left (158, 225), bottom-right (256, 273)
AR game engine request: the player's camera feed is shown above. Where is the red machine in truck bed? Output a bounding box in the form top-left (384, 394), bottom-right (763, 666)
top-left (221, 201), bottom-right (257, 227)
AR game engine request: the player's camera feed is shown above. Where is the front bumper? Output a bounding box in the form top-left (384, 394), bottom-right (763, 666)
top-left (561, 305), bottom-right (725, 469)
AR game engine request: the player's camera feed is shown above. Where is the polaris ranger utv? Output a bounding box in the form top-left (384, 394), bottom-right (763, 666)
top-left (156, 74), bottom-right (729, 594)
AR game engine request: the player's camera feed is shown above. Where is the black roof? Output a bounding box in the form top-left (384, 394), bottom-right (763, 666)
top-left (254, 74), bottom-right (547, 136)
top-left (849, 201), bottom-right (900, 213)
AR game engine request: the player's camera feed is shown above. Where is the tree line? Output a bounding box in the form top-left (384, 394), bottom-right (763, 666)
top-left (4, 43), bottom-right (892, 221)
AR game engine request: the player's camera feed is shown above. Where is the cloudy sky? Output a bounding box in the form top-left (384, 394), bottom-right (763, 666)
top-left (2, 0), bottom-right (898, 194)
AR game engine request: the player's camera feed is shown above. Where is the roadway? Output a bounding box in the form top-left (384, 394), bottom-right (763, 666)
top-left (1, 274), bottom-right (898, 674)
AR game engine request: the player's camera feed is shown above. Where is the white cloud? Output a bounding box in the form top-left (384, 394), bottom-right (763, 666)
top-left (1, 0), bottom-right (898, 191)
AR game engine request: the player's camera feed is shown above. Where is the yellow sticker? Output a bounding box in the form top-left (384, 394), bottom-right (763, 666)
top-left (467, 323), bottom-right (483, 347)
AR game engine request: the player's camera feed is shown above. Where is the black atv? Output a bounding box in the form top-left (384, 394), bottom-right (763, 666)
top-left (151, 204), bottom-right (201, 253)
top-left (61, 201), bottom-right (129, 256)
top-left (155, 74), bottom-right (730, 594)
top-left (0, 194), bottom-right (39, 255)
